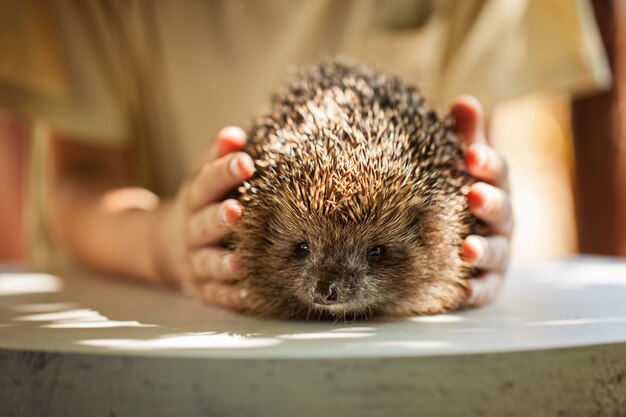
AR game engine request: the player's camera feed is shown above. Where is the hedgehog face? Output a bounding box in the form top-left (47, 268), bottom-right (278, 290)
top-left (237, 189), bottom-right (465, 319)
top-left (286, 224), bottom-right (418, 318)
top-left (264, 213), bottom-right (420, 317)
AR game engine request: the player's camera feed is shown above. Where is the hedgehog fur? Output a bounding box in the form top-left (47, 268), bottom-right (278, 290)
top-left (232, 58), bottom-right (477, 320)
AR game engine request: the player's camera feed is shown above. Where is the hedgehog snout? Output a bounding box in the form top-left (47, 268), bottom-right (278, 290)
top-left (307, 262), bottom-right (364, 307)
top-left (313, 282), bottom-right (339, 305)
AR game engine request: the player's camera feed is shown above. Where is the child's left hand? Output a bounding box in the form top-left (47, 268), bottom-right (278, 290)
top-left (452, 96), bottom-right (513, 306)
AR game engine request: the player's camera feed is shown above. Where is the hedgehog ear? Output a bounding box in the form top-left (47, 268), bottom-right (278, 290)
top-left (406, 200), bottom-right (425, 229)
top-left (406, 193), bottom-right (425, 208)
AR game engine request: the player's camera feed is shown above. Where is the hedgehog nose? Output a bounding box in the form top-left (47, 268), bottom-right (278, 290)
top-left (313, 282), bottom-right (339, 305)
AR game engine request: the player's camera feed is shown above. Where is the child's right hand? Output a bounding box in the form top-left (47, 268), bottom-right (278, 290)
top-left (153, 126), bottom-right (255, 310)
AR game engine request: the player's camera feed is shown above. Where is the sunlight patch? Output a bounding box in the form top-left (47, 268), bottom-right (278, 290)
top-left (277, 331), bottom-right (374, 340)
top-left (0, 273), bottom-right (62, 295)
top-left (45, 320), bottom-right (155, 329)
top-left (14, 308), bottom-right (157, 329)
top-left (524, 317), bottom-right (626, 326)
top-left (79, 332), bottom-right (281, 350)
top-left (409, 314), bottom-right (466, 323)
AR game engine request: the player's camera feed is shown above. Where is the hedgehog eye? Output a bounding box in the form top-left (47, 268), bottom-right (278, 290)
top-left (294, 242), bottom-right (310, 258)
top-left (367, 245), bottom-right (385, 261)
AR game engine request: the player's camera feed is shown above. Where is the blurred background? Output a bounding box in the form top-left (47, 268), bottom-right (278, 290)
top-left (492, 0), bottom-right (626, 263)
top-left (0, 0), bottom-right (624, 267)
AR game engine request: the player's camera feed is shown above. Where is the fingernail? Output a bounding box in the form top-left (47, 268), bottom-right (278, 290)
top-left (231, 256), bottom-right (242, 273)
top-left (218, 126), bottom-right (246, 141)
top-left (230, 154), bottom-right (255, 178)
top-left (462, 236), bottom-right (484, 262)
top-left (467, 188), bottom-right (485, 209)
top-left (223, 201), bottom-right (243, 224)
top-left (468, 144), bottom-right (487, 169)
top-left (224, 254), bottom-right (241, 274)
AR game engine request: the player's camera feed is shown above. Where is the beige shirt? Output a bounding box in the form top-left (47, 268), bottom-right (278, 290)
top-left (0, 0), bottom-right (611, 267)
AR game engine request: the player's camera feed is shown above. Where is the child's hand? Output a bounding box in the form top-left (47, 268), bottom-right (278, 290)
top-left (154, 127), bottom-right (253, 310)
top-left (451, 96), bottom-right (513, 306)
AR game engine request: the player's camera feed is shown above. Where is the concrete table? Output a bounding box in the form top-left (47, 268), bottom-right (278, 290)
top-left (1, 256), bottom-right (625, 416)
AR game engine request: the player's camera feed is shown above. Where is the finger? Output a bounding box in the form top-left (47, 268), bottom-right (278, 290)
top-left (187, 152), bottom-right (255, 210)
top-left (461, 235), bottom-right (510, 272)
top-left (450, 95), bottom-right (486, 145)
top-left (465, 271), bottom-right (504, 307)
top-left (192, 126), bottom-right (248, 173)
top-left (467, 183), bottom-right (513, 236)
top-left (211, 126), bottom-right (248, 159)
top-left (190, 247), bottom-right (241, 282)
top-left (199, 282), bottom-right (247, 311)
top-left (466, 144), bottom-right (509, 189)
top-left (188, 199), bottom-right (243, 247)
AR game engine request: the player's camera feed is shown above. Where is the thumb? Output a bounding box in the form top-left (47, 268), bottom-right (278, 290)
top-left (450, 95), bottom-right (486, 145)
top-left (192, 126), bottom-right (248, 175)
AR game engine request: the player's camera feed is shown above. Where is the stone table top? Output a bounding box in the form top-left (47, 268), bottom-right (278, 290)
top-left (1, 256), bottom-right (625, 417)
top-left (1, 256), bottom-right (626, 359)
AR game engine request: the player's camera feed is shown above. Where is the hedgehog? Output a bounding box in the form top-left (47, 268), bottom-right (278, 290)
top-left (231, 59), bottom-right (479, 320)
